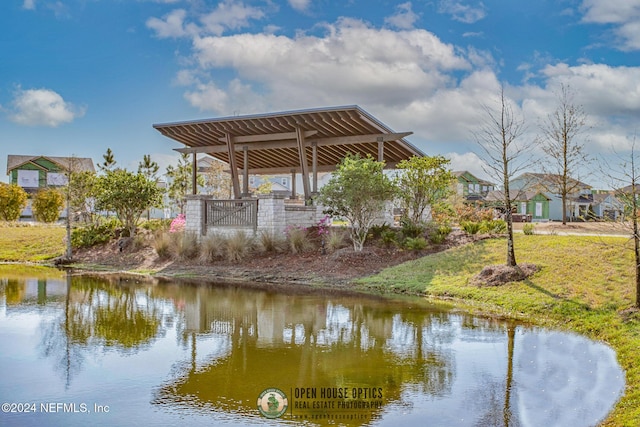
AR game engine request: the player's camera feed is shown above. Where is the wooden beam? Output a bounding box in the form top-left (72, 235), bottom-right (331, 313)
top-left (377, 136), bottom-right (384, 162)
top-left (296, 126), bottom-right (311, 200)
top-left (174, 132), bottom-right (413, 154)
top-left (242, 146), bottom-right (249, 196)
top-left (225, 133), bottom-right (241, 199)
top-left (291, 170), bottom-right (296, 199)
top-left (216, 130), bottom-right (317, 143)
top-left (192, 153), bottom-right (197, 195)
top-left (238, 162), bottom-right (400, 175)
top-left (312, 142), bottom-right (318, 193)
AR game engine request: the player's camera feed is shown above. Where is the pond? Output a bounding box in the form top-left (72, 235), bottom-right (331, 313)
top-left (0, 266), bottom-right (624, 427)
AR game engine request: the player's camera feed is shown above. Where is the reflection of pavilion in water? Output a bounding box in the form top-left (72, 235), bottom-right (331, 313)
top-left (2, 277), bottom-right (68, 307)
top-left (154, 284), bottom-right (459, 426)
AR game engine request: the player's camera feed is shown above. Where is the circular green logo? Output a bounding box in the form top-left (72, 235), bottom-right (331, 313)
top-left (257, 388), bottom-right (288, 419)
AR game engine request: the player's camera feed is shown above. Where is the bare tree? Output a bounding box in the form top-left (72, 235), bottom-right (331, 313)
top-left (537, 84), bottom-right (590, 224)
top-left (474, 86), bottom-right (530, 267)
top-left (603, 137), bottom-right (640, 308)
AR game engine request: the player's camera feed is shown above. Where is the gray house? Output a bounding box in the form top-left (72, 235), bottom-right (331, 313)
top-left (510, 173), bottom-right (592, 222)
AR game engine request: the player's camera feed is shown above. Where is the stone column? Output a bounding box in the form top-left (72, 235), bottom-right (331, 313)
top-left (185, 195), bottom-right (207, 237)
top-left (257, 194), bottom-right (286, 235)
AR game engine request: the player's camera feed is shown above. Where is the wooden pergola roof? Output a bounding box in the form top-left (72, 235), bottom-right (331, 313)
top-left (153, 105), bottom-right (424, 199)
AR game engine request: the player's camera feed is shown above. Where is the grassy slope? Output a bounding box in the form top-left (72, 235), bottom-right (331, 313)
top-left (358, 234), bottom-right (640, 426)
top-left (0, 225), bottom-right (66, 261)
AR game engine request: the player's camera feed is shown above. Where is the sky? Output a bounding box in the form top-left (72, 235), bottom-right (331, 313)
top-left (2, 0), bottom-right (640, 188)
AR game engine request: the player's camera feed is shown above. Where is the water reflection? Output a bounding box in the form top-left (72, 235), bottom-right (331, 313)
top-left (0, 267), bottom-right (625, 427)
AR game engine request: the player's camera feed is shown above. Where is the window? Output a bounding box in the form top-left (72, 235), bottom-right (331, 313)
top-left (17, 170), bottom-right (39, 188)
top-left (535, 202), bottom-right (543, 217)
top-left (47, 172), bottom-right (67, 186)
top-left (520, 202), bottom-right (527, 215)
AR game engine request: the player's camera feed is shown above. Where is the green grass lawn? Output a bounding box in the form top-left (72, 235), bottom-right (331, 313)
top-left (358, 233), bottom-right (640, 426)
top-left (0, 224), bottom-right (66, 261)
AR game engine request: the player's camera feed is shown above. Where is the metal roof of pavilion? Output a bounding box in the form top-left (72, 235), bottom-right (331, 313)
top-left (153, 105), bottom-right (424, 175)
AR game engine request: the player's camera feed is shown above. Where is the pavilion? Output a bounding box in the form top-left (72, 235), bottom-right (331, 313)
top-left (153, 105), bottom-right (425, 236)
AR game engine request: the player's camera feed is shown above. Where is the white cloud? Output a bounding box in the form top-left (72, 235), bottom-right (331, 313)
top-left (147, 8), bottom-right (640, 187)
top-left (146, 9), bottom-right (190, 38)
top-left (147, 1), bottom-right (266, 38)
top-left (438, 0), bottom-right (487, 24)
top-left (199, 0), bottom-right (266, 36)
top-left (446, 151), bottom-right (490, 179)
top-left (385, 2), bottom-right (420, 30)
top-left (288, 0), bottom-right (311, 13)
top-left (580, 0), bottom-right (640, 50)
top-left (8, 87), bottom-right (85, 127)
top-left (23, 0), bottom-right (35, 10)
top-left (190, 17), bottom-right (470, 111)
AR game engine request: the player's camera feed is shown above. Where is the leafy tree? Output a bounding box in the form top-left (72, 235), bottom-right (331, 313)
top-left (166, 153), bottom-right (203, 213)
top-left (395, 155), bottom-right (455, 224)
top-left (537, 84), bottom-right (590, 224)
top-left (32, 188), bottom-right (64, 223)
top-left (58, 156), bottom-right (99, 259)
top-left (95, 169), bottom-right (164, 237)
top-left (318, 154), bottom-right (395, 252)
top-left (473, 86), bottom-right (530, 267)
top-left (0, 183), bottom-right (28, 221)
top-left (67, 170), bottom-right (98, 223)
top-left (99, 148), bottom-right (117, 172)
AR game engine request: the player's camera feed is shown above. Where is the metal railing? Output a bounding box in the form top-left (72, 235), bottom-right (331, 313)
top-left (204, 199), bottom-right (258, 229)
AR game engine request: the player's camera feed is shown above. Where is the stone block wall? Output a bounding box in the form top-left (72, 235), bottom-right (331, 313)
top-left (256, 194), bottom-right (287, 235)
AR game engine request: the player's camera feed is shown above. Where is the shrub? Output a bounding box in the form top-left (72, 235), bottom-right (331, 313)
top-left (461, 221), bottom-right (482, 235)
top-left (141, 219), bottom-right (171, 232)
top-left (200, 233), bottom-right (226, 262)
top-left (480, 219), bottom-right (507, 234)
top-left (427, 223), bottom-right (452, 244)
top-left (0, 183), bottom-right (28, 221)
top-left (153, 231), bottom-right (172, 259)
top-left (32, 188), bottom-right (64, 223)
top-left (174, 231), bottom-right (199, 260)
top-left (369, 223), bottom-right (391, 239)
top-left (326, 228), bottom-right (348, 252)
top-left (225, 231), bottom-right (254, 262)
top-left (522, 223), bottom-right (536, 235)
top-left (285, 225), bottom-right (313, 254)
top-left (456, 205), bottom-right (495, 223)
top-left (404, 236), bottom-right (428, 251)
top-left (380, 229), bottom-right (399, 247)
top-left (169, 214), bottom-right (186, 233)
top-left (71, 217), bottom-right (121, 248)
top-left (258, 230), bottom-right (286, 254)
top-left (400, 218), bottom-right (425, 239)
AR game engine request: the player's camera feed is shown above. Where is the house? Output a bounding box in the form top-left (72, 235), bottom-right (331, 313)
top-left (510, 173), bottom-right (592, 222)
top-left (7, 155), bottom-right (95, 193)
top-left (591, 193), bottom-right (623, 221)
top-left (484, 190), bottom-right (551, 222)
top-left (454, 171), bottom-right (496, 202)
top-left (6, 155), bottom-right (95, 219)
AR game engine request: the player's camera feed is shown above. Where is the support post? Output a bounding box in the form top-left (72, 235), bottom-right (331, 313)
top-left (225, 133), bottom-right (241, 199)
top-left (296, 126), bottom-right (311, 201)
top-left (312, 141), bottom-right (318, 194)
top-left (377, 136), bottom-right (384, 162)
top-left (192, 153), bottom-right (198, 195)
top-left (242, 146), bottom-right (249, 197)
top-left (291, 169), bottom-right (297, 200)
